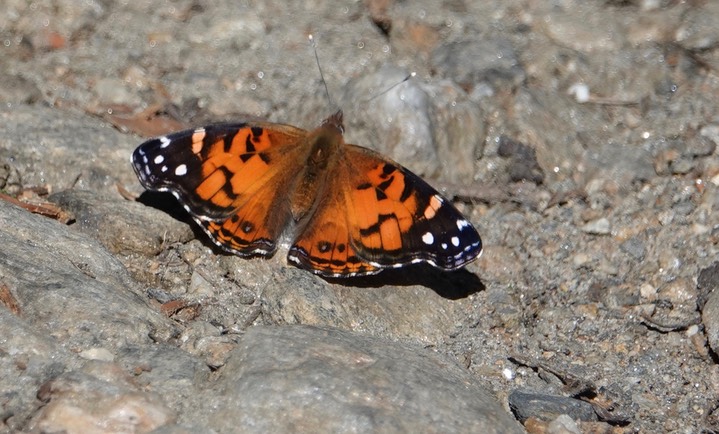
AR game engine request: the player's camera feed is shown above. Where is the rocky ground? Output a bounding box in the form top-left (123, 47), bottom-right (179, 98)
top-left (1, 0), bottom-right (719, 433)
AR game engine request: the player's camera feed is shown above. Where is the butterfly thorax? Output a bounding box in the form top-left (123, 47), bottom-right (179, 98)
top-left (289, 112), bottom-right (345, 222)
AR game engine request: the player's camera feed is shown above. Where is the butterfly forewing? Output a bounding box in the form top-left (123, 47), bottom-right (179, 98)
top-left (132, 122), bottom-right (306, 221)
top-left (343, 145), bottom-right (482, 271)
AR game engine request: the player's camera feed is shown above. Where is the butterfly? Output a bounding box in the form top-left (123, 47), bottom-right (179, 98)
top-left (131, 110), bottom-right (482, 277)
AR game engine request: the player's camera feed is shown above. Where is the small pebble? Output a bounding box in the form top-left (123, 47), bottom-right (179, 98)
top-left (581, 218), bottom-right (611, 235)
top-left (79, 348), bottom-right (115, 362)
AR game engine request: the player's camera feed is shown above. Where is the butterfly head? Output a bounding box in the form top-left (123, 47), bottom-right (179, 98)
top-left (321, 110), bottom-right (344, 134)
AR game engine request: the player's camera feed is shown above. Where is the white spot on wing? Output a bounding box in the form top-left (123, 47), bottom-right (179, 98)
top-left (457, 219), bottom-right (470, 230)
top-left (451, 236), bottom-right (460, 247)
top-left (154, 155), bottom-right (164, 164)
top-left (422, 232), bottom-right (434, 245)
top-left (175, 164), bottom-right (187, 176)
top-left (161, 166), bottom-right (168, 172)
top-left (159, 136), bottom-right (171, 148)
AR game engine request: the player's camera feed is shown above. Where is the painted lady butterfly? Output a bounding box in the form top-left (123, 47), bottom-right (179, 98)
top-left (132, 110), bottom-right (482, 277)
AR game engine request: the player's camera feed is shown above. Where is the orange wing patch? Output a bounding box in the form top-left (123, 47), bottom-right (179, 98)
top-left (344, 148), bottom-right (419, 257)
top-left (194, 126), bottom-right (289, 210)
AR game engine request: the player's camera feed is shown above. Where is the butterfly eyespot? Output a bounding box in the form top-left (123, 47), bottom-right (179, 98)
top-left (336, 243), bottom-right (346, 253)
top-left (318, 241), bottom-right (332, 253)
top-left (241, 221), bottom-right (254, 233)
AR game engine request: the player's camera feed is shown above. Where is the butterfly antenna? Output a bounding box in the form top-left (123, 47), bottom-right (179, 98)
top-left (309, 34), bottom-right (334, 107)
top-left (362, 71), bottom-right (416, 104)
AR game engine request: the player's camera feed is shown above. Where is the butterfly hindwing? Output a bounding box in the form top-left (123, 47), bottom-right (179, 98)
top-left (287, 173), bottom-right (380, 277)
top-left (197, 175), bottom-right (294, 256)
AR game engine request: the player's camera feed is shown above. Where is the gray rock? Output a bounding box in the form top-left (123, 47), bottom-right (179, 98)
top-left (546, 414), bottom-right (582, 434)
top-left (698, 262), bottom-right (719, 310)
top-left (619, 237), bottom-right (646, 261)
top-left (669, 156), bottom-right (695, 175)
top-left (0, 199), bottom-right (178, 349)
top-left (206, 325), bottom-right (524, 433)
top-left (675, 2), bottom-right (719, 50)
top-left (497, 136), bottom-right (545, 184)
top-left (508, 390), bottom-right (597, 422)
top-left (341, 65), bottom-right (439, 177)
top-left (0, 74), bottom-right (42, 105)
top-left (0, 308), bottom-right (78, 431)
top-left (49, 189), bottom-right (193, 256)
top-left (94, 77), bottom-right (142, 106)
top-left (26, 363), bottom-right (176, 433)
top-left (539, 3), bottom-right (626, 52)
top-left (699, 125), bottom-right (719, 151)
top-left (260, 265), bottom-right (474, 344)
top-left (149, 425), bottom-right (215, 434)
top-left (700, 263), bottom-right (719, 353)
top-left (431, 38), bottom-right (525, 90)
top-left (704, 292), bottom-right (719, 357)
top-left (339, 64), bottom-right (486, 183)
top-left (0, 105), bottom-right (139, 193)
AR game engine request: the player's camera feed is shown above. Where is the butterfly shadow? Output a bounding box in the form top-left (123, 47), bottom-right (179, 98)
top-left (136, 191), bottom-right (484, 300)
top-left (136, 191), bottom-right (228, 249)
top-left (325, 265), bottom-right (485, 300)
top-left (136, 191), bottom-right (194, 223)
